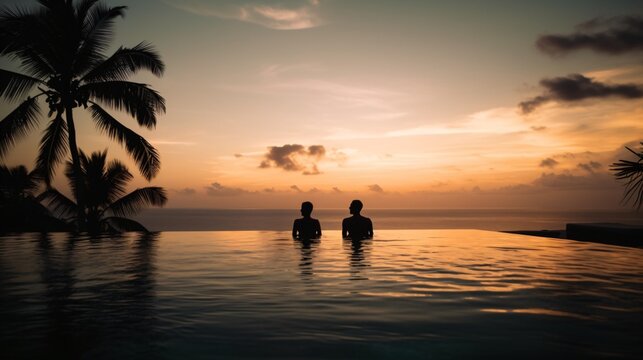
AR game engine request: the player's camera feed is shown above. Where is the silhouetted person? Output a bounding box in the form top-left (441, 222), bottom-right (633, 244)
top-left (342, 200), bottom-right (373, 240)
top-left (292, 201), bottom-right (322, 240)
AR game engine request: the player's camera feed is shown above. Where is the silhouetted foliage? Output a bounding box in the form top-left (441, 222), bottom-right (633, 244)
top-left (611, 143), bottom-right (643, 210)
top-left (40, 150), bottom-right (167, 233)
top-left (0, 0), bottom-right (165, 225)
top-left (0, 165), bottom-right (70, 232)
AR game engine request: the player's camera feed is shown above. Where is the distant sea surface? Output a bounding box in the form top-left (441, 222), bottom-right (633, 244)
top-left (133, 208), bottom-right (643, 232)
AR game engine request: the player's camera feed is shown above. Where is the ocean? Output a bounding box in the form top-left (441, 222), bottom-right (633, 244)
top-left (132, 208), bottom-right (643, 232)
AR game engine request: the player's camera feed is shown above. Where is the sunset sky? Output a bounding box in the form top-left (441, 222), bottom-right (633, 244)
top-left (2, 0), bottom-right (643, 209)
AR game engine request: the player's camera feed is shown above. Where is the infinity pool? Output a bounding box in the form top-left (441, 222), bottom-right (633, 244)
top-left (1, 230), bottom-right (642, 359)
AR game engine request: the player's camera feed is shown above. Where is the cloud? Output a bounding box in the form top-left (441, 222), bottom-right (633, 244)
top-left (531, 126), bottom-right (547, 131)
top-left (234, 153), bottom-right (243, 158)
top-left (220, 76), bottom-right (406, 122)
top-left (577, 161), bottom-right (602, 173)
top-left (531, 172), bottom-right (614, 190)
top-left (269, 78), bottom-right (404, 112)
top-left (260, 63), bottom-right (324, 78)
top-left (302, 164), bottom-right (321, 175)
top-left (290, 185), bottom-right (303, 192)
top-left (519, 74), bottom-right (643, 114)
top-left (260, 144), bottom-right (326, 175)
top-left (368, 184), bottom-right (384, 193)
top-left (332, 187), bottom-right (343, 193)
top-left (205, 182), bottom-right (250, 196)
top-left (326, 106), bottom-right (528, 140)
top-left (174, 187), bottom-right (197, 195)
top-left (150, 139), bottom-right (196, 146)
top-left (537, 16), bottom-right (643, 56)
top-left (539, 158), bottom-right (559, 168)
top-left (163, 0), bottom-right (323, 30)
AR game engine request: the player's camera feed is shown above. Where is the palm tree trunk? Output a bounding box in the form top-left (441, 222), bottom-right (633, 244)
top-left (65, 107), bottom-right (86, 230)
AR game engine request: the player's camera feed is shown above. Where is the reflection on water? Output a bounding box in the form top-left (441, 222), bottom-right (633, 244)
top-left (1, 232), bottom-right (160, 359)
top-left (1, 230), bottom-right (643, 359)
top-left (344, 239), bottom-right (371, 281)
top-left (294, 239), bottom-right (320, 280)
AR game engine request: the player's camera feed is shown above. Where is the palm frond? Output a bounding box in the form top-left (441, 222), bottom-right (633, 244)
top-left (75, 0), bottom-right (100, 22)
top-left (625, 145), bottom-right (643, 160)
top-left (74, 4), bottom-right (127, 75)
top-left (89, 104), bottom-right (160, 180)
top-left (38, 188), bottom-right (79, 219)
top-left (36, 113), bottom-right (68, 185)
top-left (0, 69), bottom-right (43, 101)
top-left (611, 145), bottom-right (643, 210)
top-left (0, 164), bottom-right (40, 197)
top-left (15, 48), bottom-right (57, 79)
top-left (82, 80), bottom-right (165, 128)
top-left (104, 159), bottom-right (133, 202)
top-left (0, 5), bottom-right (39, 55)
top-left (0, 96), bottom-right (42, 158)
top-left (107, 187), bottom-right (167, 217)
top-left (0, 5), bottom-right (61, 77)
top-left (103, 216), bottom-right (149, 233)
top-left (82, 42), bottom-right (164, 82)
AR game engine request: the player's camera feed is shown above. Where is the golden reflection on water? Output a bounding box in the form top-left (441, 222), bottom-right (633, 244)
top-left (480, 308), bottom-right (596, 321)
top-left (151, 229), bottom-right (643, 316)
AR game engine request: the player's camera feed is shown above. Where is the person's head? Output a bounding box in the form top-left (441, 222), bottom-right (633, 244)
top-left (349, 200), bottom-right (363, 215)
top-left (301, 201), bottom-right (313, 217)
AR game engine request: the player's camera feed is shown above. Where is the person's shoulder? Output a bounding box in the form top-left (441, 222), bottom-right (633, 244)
top-left (294, 218), bottom-right (302, 224)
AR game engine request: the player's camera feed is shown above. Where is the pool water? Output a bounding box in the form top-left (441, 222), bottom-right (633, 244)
top-left (1, 230), bottom-right (642, 359)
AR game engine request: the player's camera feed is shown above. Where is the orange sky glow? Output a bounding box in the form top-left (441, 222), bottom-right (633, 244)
top-left (2, 0), bottom-right (642, 209)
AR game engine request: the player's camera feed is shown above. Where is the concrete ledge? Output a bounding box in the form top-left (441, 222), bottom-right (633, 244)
top-left (566, 223), bottom-right (643, 247)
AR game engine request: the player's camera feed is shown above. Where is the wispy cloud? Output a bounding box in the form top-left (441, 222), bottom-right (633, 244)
top-left (368, 184), bottom-right (384, 193)
top-left (260, 63), bottom-right (325, 77)
top-left (269, 79), bottom-right (404, 111)
top-left (539, 158), bottom-right (559, 168)
top-left (163, 0), bottom-right (324, 30)
top-left (205, 182), bottom-right (252, 196)
top-left (150, 139), bottom-right (196, 146)
top-left (577, 161), bottom-right (602, 173)
top-left (290, 185), bottom-right (303, 192)
top-left (325, 107), bottom-right (527, 140)
top-left (173, 188), bottom-right (197, 195)
top-left (219, 63), bottom-right (409, 124)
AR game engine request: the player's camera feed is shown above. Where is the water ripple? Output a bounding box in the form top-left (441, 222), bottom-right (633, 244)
top-left (1, 230), bottom-right (642, 359)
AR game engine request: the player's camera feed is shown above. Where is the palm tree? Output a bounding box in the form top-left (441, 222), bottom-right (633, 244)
top-left (0, 164), bottom-right (69, 231)
top-left (0, 0), bottom-right (165, 224)
top-left (611, 142), bottom-right (643, 210)
top-left (40, 150), bottom-right (167, 233)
